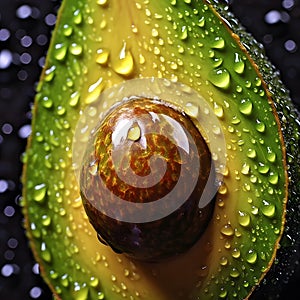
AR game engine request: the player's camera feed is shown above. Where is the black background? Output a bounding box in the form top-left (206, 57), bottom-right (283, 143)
top-left (0, 1), bottom-right (299, 299)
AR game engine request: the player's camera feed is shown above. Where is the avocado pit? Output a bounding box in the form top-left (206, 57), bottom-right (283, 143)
top-left (80, 98), bottom-right (216, 261)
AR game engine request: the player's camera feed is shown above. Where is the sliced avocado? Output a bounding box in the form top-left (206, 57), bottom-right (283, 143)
top-left (22, 1), bottom-right (300, 300)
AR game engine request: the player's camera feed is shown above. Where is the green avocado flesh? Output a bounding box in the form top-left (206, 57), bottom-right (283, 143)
top-left (22, 0), bottom-right (300, 299)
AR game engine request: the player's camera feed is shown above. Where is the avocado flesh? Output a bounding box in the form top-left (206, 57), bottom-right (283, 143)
top-left (22, 0), bottom-right (298, 299)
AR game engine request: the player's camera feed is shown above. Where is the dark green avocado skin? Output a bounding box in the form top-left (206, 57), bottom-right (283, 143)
top-left (0, 1), bottom-right (299, 300)
top-left (213, 2), bottom-right (300, 299)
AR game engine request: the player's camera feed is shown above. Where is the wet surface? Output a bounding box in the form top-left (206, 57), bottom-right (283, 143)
top-left (0, 0), bottom-right (299, 299)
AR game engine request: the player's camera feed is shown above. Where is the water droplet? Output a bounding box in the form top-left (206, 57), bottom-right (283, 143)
top-left (211, 37), bottom-right (225, 49)
top-left (233, 53), bottom-right (245, 74)
top-left (33, 183), bottom-right (47, 202)
top-left (97, 0), bottom-right (108, 6)
top-left (238, 211), bottom-right (251, 227)
top-left (74, 284), bottom-right (89, 300)
top-left (266, 147), bottom-right (277, 163)
top-left (70, 43), bottom-right (83, 56)
top-left (73, 9), bottom-right (83, 25)
top-left (198, 16), bottom-right (205, 27)
top-left (209, 68), bottom-right (230, 89)
top-left (113, 42), bottom-right (134, 76)
top-left (69, 91), bottom-right (80, 107)
top-left (258, 162), bottom-right (270, 174)
top-left (44, 65), bottom-right (56, 82)
top-left (41, 242), bottom-right (52, 262)
top-left (261, 200), bottom-right (276, 218)
top-left (63, 24), bottom-right (73, 37)
top-left (241, 163), bottom-right (250, 175)
top-left (89, 276), bottom-right (99, 287)
top-left (213, 102), bottom-right (224, 118)
top-left (255, 119), bottom-right (266, 133)
top-left (268, 171), bottom-right (279, 185)
top-left (220, 256), bottom-right (228, 266)
top-left (127, 124), bottom-right (141, 141)
top-left (247, 148), bottom-right (257, 159)
top-left (41, 96), bottom-right (53, 109)
top-left (96, 48), bottom-right (110, 65)
top-left (41, 214), bottom-right (51, 227)
top-left (230, 267), bottom-right (240, 278)
top-left (221, 224), bottom-right (234, 236)
top-left (60, 274), bottom-right (69, 287)
top-left (239, 98), bottom-right (253, 115)
top-left (185, 102), bottom-right (199, 118)
top-left (219, 288), bottom-right (228, 298)
top-left (246, 249), bottom-right (257, 264)
top-left (54, 43), bottom-right (67, 61)
top-left (232, 247), bottom-right (241, 259)
top-left (180, 25), bottom-right (188, 40)
top-left (85, 77), bottom-right (104, 104)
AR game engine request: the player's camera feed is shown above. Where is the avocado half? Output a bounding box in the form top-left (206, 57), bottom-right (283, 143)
top-left (22, 0), bottom-right (300, 299)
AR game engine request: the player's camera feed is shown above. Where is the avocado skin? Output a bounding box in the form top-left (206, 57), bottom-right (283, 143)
top-left (212, 1), bottom-right (300, 298)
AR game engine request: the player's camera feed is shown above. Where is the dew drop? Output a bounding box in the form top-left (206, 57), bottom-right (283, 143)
top-left (213, 102), bottom-right (224, 118)
top-left (238, 211), bottom-right (251, 227)
top-left (220, 256), bottom-right (228, 266)
top-left (255, 119), bottom-right (266, 133)
top-left (33, 183), bottom-right (47, 202)
top-left (44, 65), bottom-right (56, 82)
top-left (113, 42), bottom-right (134, 76)
top-left (258, 162), bottom-right (270, 174)
top-left (97, 0), bottom-right (108, 5)
top-left (73, 9), bottom-right (83, 25)
top-left (211, 37), bottom-right (225, 49)
top-left (41, 96), bottom-right (53, 109)
top-left (230, 267), bottom-right (240, 278)
top-left (209, 68), bottom-right (230, 89)
top-left (70, 43), bottom-right (83, 56)
top-left (241, 163), bottom-right (250, 175)
top-left (246, 249), bottom-right (257, 264)
top-left (232, 247), bottom-right (241, 259)
top-left (41, 242), bottom-right (52, 262)
top-left (185, 102), bottom-right (199, 118)
top-left (221, 224), bottom-right (234, 236)
top-left (239, 98), bottom-right (253, 115)
top-left (261, 200), bottom-right (276, 218)
top-left (127, 124), bottom-right (141, 141)
top-left (266, 148), bottom-right (277, 163)
top-left (85, 77), bottom-right (104, 104)
top-left (180, 25), bottom-right (188, 40)
top-left (69, 91), bottom-right (80, 107)
top-left (233, 53), bottom-right (245, 74)
top-left (41, 214), bottom-right (51, 227)
top-left (63, 24), bottom-right (73, 37)
top-left (198, 16), bottom-right (205, 27)
top-left (96, 48), bottom-right (110, 65)
top-left (54, 43), bottom-right (67, 61)
top-left (247, 148), bottom-right (257, 159)
top-left (268, 171), bottom-right (279, 185)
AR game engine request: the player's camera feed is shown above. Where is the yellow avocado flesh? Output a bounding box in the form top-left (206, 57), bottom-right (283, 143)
top-left (22, 0), bottom-right (287, 299)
